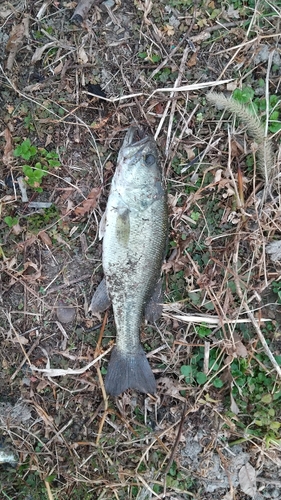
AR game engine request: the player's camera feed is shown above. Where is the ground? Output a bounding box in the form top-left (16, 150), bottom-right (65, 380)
top-left (0, 0), bottom-right (281, 499)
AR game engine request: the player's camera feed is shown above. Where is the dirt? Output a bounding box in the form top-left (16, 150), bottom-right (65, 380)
top-left (0, 0), bottom-right (281, 499)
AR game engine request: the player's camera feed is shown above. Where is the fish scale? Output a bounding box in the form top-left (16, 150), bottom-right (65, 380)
top-left (100, 127), bottom-right (168, 396)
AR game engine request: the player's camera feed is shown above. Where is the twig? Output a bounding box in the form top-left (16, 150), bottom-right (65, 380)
top-left (44, 273), bottom-right (92, 295)
top-left (163, 402), bottom-right (187, 475)
top-left (31, 346), bottom-right (112, 376)
top-left (165, 45), bottom-right (191, 156)
top-left (10, 335), bottom-right (41, 381)
top-left (95, 312), bottom-right (109, 445)
top-left (44, 480), bottom-right (54, 500)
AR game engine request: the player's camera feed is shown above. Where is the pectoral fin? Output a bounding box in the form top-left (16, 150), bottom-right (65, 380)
top-left (88, 278), bottom-right (111, 318)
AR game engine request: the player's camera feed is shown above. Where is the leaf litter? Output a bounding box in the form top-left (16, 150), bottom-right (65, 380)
top-left (0, 0), bottom-right (281, 499)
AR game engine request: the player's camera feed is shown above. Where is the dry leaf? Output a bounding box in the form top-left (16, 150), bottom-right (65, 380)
top-left (230, 390), bottom-right (240, 415)
top-left (163, 24), bottom-right (175, 36)
top-left (31, 41), bottom-right (56, 64)
top-left (22, 261), bottom-right (42, 282)
top-left (157, 377), bottom-right (186, 401)
top-left (1, 128), bottom-right (13, 165)
top-left (53, 60), bottom-right (64, 75)
top-left (15, 335), bottom-right (29, 345)
top-left (266, 240), bottom-right (281, 262)
top-left (74, 187), bottom-right (101, 216)
top-left (239, 462), bottom-right (257, 498)
top-left (38, 231), bottom-right (53, 248)
top-left (6, 16), bottom-right (29, 70)
top-left (77, 46), bottom-right (88, 64)
top-left (227, 5), bottom-right (240, 19)
top-left (11, 223), bottom-right (23, 236)
top-left (187, 51), bottom-right (198, 67)
top-left (235, 340), bottom-right (248, 358)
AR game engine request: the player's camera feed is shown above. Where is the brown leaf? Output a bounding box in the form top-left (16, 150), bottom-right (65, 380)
top-left (11, 223), bottom-right (23, 236)
top-left (31, 41), bottom-right (56, 64)
top-left (239, 462), bottom-right (257, 498)
top-left (187, 50), bottom-right (198, 67)
top-left (38, 231), bottom-right (53, 248)
top-left (233, 332), bottom-right (248, 358)
top-left (75, 187), bottom-right (101, 216)
top-left (6, 16), bottom-right (29, 70)
top-left (1, 128), bottom-right (13, 165)
top-left (22, 261), bottom-right (41, 282)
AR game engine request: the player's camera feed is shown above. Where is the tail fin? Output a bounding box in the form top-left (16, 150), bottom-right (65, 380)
top-left (104, 347), bottom-right (156, 397)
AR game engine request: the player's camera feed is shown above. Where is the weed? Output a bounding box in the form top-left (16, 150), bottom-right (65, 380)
top-left (181, 343), bottom-right (224, 388)
top-left (14, 139), bottom-right (61, 192)
top-left (233, 87), bottom-right (281, 133)
top-left (26, 205), bottom-right (59, 233)
top-left (229, 347), bottom-right (281, 442)
top-left (138, 51), bottom-right (161, 63)
top-left (4, 216), bottom-right (19, 228)
top-left (272, 281), bottom-right (281, 303)
top-left (23, 113), bottom-right (35, 132)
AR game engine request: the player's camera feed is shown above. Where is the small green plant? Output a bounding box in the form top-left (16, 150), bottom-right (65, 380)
top-left (272, 281), bottom-right (281, 303)
top-left (24, 113), bottom-right (35, 131)
top-left (14, 138), bottom-right (37, 160)
top-left (229, 348), bottom-right (281, 444)
top-left (233, 87), bottom-right (281, 133)
top-left (138, 51), bottom-right (161, 63)
top-left (14, 139), bottom-right (61, 192)
top-left (181, 344), bottom-right (224, 388)
top-left (4, 216), bottom-right (19, 227)
top-left (27, 205), bottom-right (59, 233)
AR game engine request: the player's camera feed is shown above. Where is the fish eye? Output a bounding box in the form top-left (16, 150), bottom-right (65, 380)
top-left (144, 154), bottom-right (155, 166)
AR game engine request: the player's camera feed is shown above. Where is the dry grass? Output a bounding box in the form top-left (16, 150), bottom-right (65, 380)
top-left (0, 0), bottom-right (281, 499)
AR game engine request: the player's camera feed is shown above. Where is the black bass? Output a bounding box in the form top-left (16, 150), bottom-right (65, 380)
top-left (93, 127), bottom-right (167, 396)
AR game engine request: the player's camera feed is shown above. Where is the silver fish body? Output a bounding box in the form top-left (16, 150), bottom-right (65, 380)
top-left (0, 445), bottom-right (18, 466)
top-left (101, 127), bottom-right (167, 396)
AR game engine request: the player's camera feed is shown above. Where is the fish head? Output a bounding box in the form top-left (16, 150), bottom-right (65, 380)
top-left (115, 127), bottom-right (163, 205)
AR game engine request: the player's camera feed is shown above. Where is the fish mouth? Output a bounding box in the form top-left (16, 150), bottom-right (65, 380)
top-left (123, 127), bottom-right (152, 149)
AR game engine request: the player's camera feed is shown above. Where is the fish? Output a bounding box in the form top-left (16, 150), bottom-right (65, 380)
top-left (0, 443), bottom-right (18, 466)
top-left (92, 127), bottom-right (167, 396)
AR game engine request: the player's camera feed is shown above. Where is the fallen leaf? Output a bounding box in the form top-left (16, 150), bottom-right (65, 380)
top-left (11, 223), bottom-right (23, 236)
top-left (31, 41), bottom-right (56, 64)
top-left (235, 340), bottom-right (248, 358)
top-left (38, 231), bottom-right (53, 248)
top-left (77, 46), bottom-right (88, 64)
top-left (74, 187), bottom-right (101, 216)
top-left (266, 239), bottom-right (281, 262)
top-left (239, 462), bottom-right (257, 498)
top-left (15, 335), bottom-right (29, 345)
top-left (22, 261), bottom-right (42, 282)
top-left (230, 390), bottom-right (240, 415)
top-left (6, 16), bottom-right (29, 70)
top-left (53, 60), bottom-right (64, 75)
top-left (163, 24), bottom-right (175, 36)
top-left (1, 128), bottom-right (13, 165)
top-left (157, 377), bottom-right (186, 401)
top-left (187, 50), bottom-right (198, 67)
top-left (227, 5), bottom-right (240, 19)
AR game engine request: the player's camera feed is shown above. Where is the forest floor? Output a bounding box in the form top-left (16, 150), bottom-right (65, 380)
top-left (0, 0), bottom-right (281, 499)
